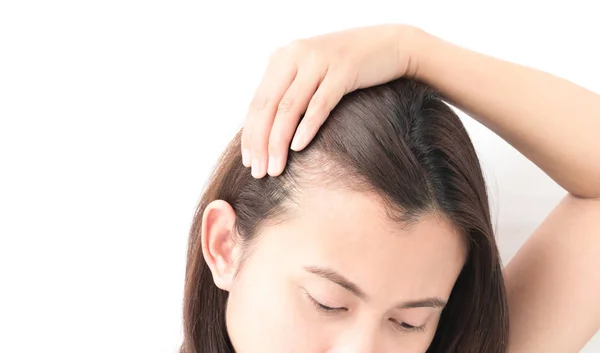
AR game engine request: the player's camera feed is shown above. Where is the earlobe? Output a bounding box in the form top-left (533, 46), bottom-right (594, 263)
top-left (201, 199), bottom-right (240, 291)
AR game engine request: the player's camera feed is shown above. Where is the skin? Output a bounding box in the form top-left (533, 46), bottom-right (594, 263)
top-left (202, 187), bottom-right (466, 353)
top-left (239, 25), bottom-right (600, 352)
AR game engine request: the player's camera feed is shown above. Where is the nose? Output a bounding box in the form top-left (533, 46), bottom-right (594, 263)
top-left (327, 346), bottom-right (372, 353)
top-left (326, 343), bottom-right (377, 353)
top-left (325, 332), bottom-right (380, 353)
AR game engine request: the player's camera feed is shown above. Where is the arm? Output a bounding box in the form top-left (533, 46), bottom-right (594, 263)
top-left (412, 29), bottom-right (600, 353)
top-left (413, 31), bottom-right (600, 199)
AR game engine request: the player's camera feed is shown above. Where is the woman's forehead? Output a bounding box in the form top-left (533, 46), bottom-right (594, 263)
top-left (252, 187), bottom-right (467, 300)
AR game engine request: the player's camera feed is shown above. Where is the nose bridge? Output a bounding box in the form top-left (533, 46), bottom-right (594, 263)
top-left (326, 319), bottom-right (382, 353)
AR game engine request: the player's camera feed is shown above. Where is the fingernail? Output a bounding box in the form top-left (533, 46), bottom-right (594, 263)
top-left (251, 158), bottom-right (263, 178)
top-left (267, 156), bottom-right (281, 176)
top-left (242, 149), bottom-right (250, 167)
top-left (290, 131), bottom-right (305, 151)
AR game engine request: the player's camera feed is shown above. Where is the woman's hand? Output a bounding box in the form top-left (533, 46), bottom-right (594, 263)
top-left (242, 24), bottom-right (423, 178)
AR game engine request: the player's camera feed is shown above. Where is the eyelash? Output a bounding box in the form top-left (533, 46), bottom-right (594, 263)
top-left (304, 291), bottom-right (347, 313)
top-left (391, 319), bottom-right (427, 333)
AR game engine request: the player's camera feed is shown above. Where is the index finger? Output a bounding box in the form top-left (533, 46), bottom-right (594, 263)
top-left (241, 52), bottom-right (297, 170)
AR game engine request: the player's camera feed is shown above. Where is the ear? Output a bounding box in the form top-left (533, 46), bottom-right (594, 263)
top-left (201, 199), bottom-right (241, 291)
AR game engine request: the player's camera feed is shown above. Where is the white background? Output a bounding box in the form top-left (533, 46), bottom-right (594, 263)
top-left (1, 1), bottom-right (599, 352)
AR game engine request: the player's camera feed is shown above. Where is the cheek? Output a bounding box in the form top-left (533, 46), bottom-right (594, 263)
top-left (225, 253), bottom-right (322, 353)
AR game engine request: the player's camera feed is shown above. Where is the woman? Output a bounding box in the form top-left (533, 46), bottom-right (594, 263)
top-left (181, 24), bottom-right (600, 352)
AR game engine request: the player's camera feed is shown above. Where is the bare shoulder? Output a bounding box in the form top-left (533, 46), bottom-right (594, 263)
top-left (503, 194), bottom-right (600, 353)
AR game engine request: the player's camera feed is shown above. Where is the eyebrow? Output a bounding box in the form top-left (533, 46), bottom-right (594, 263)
top-left (303, 266), bottom-right (447, 309)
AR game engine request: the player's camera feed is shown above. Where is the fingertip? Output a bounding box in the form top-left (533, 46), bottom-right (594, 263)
top-left (242, 148), bottom-right (251, 167)
top-left (290, 130), bottom-right (307, 151)
top-left (251, 157), bottom-right (267, 179)
top-left (267, 155), bottom-right (285, 176)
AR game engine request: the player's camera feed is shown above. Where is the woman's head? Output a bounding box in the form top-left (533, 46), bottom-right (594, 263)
top-left (181, 78), bottom-right (508, 353)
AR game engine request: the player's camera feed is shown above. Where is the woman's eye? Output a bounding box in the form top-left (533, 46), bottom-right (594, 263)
top-left (304, 291), bottom-right (347, 313)
top-left (400, 322), bottom-right (416, 330)
top-left (316, 302), bottom-right (342, 312)
top-left (390, 319), bottom-right (426, 333)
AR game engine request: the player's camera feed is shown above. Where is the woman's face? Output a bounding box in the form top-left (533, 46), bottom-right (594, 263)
top-left (217, 187), bottom-right (466, 353)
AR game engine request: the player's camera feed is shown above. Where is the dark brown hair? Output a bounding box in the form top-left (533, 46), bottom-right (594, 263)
top-left (181, 78), bottom-right (508, 353)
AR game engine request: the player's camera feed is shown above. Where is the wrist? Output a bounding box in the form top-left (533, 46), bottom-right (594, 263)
top-left (396, 25), bottom-right (440, 81)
